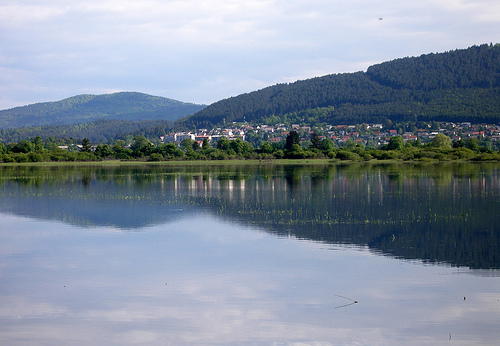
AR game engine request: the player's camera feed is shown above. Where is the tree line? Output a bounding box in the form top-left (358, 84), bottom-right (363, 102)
top-left (1, 131), bottom-right (499, 163)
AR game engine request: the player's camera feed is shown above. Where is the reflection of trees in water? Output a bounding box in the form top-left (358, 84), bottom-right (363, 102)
top-left (190, 163), bottom-right (500, 269)
top-left (0, 163), bottom-right (499, 268)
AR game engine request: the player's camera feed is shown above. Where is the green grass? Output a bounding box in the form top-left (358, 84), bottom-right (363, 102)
top-left (0, 158), bottom-right (339, 167)
top-left (0, 157), bottom-right (496, 168)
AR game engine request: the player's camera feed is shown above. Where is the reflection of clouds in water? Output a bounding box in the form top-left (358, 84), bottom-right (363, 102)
top-left (0, 296), bottom-right (66, 319)
top-left (1, 210), bottom-right (499, 344)
top-left (420, 292), bottom-right (500, 325)
top-left (0, 296), bottom-right (374, 344)
top-left (175, 214), bottom-right (270, 245)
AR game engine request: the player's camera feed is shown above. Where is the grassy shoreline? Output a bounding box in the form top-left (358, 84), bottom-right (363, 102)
top-left (0, 159), bottom-right (338, 167)
top-left (0, 158), bottom-right (494, 167)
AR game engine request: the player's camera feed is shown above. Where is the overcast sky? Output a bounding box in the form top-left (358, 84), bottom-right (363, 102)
top-left (1, 0), bottom-right (499, 110)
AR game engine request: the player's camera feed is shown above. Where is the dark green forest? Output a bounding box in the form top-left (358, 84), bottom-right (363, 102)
top-left (179, 44), bottom-right (500, 129)
top-left (0, 92), bottom-right (205, 128)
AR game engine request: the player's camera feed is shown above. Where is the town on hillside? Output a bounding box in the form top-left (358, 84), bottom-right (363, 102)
top-left (162, 122), bottom-right (500, 150)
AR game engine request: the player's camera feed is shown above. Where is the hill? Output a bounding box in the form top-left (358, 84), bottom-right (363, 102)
top-left (0, 92), bottom-right (206, 129)
top-left (178, 44), bottom-right (500, 128)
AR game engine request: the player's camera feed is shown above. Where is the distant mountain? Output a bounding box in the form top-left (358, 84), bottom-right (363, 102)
top-left (0, 92), bottom-right (206, 129)
top-left (178, 44), bottom-right (500, 128)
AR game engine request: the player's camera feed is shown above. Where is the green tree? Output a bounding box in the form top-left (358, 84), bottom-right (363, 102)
top-left (321, 138), bottom-right (335, 151)
top-left (202, 138), bottom-right (209, 150)
top-left (178, 137), bottom-right (193, 150)
top-left (466, 138), bottom-right (480, 151)
top-left (156, 143), bottom-right (185, 158)
top-left (432, 133), bottom-right (452, 148)
top-left (131, 135), bottom-right (149, 152)
top-left (310, 132), bottom-right (322, 149)
top-left (260, 141), bottom-right (273, 154)
top-left (285, 131), bottom-right (300, 151)
top-left (95, 144), bottom-right (113, 158)
top-left (148, 153), bottom-right (163, 161)
top-left (228, 138), bottom-right (253, 156)
top-left (453, 139), bottom-right (465, 148)
top-left (12, 140), bottom-right (34, 153)
top-left (31, 136), bottom-right (45, 152)
top-left (343, 139), bottom-right (356, 149)
top-left (81, 138), bottom-right (92, 153)
top-left (386, 136), bottom-right (404, 150)
top-left (113, 139), bottom-right (126, 149)
top-left (112, 139), bottom-right (132, 159)
top-left (286, 143), bottom-right (306, 159)
top-left (131, 135), bottom-right (154, 157)
top-left (217, 137), bottom-right (231, 151)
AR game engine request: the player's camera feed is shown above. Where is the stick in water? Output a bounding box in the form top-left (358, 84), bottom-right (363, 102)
top-left (334, 294), bottom-right (358, 303)
top-left (333, 294), bottom-right (359, 309)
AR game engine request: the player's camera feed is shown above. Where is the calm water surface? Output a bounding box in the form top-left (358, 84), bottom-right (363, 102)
top-left (0, 163), bottom-right (499, 345)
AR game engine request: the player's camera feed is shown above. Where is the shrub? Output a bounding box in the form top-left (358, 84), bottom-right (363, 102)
top-left (273, 150), bottom-right (285, 159)
top-left (27, 152), bottom-right (43, 162)
top-left (452, 148), bottom-right (475, 159)
top-left (335, 150), bottom-right (361, 161)
top-left (0, 154), bottom-right (15, 163)
top-left (434, 153), bottom-right (448, 161)
top-left (363, 153), bottom-right (373, 161)
top-left (148, 153), bottom-right (163, 161)
top-left (76, 152), bottom-right (98, 161)
top-left (370, 150), bottom-right (401, 160)
top-left (14, 154), bottom-right (29, 163)
top-left (258, 153), bottom-right (274, 160)
top-left (471, 153), bottom-right (500, 161)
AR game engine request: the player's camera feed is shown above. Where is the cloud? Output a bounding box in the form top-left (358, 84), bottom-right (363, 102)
top-left (0, 0), bottom-right (499, 108)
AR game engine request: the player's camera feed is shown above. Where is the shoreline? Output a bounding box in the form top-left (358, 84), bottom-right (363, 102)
top-left (0, 158), bottom-right (496, 167)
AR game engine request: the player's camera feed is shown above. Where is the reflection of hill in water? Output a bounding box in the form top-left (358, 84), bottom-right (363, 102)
top-left (0, 165), bottom-right (198, 229)
top-left (195, 164), bottom-right (500, 269)
top-left (0, 181), bottom-right (191, 229)
top-left (0, 163), bottom-right (499, 268)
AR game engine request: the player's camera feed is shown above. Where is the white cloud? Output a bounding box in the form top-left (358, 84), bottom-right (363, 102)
top-left (0, 0), bottom-right (499, 108)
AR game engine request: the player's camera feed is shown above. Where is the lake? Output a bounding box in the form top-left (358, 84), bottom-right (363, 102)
top-left (0, 162), bottom-right (499, 345)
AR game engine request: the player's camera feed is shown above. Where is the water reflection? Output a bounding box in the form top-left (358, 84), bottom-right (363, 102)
top-left (0, 163), bottom-right (499, 345)
top-left (0, 163), bottom-right (499, 269)
top-left (1, 213), bottom-right (499, 345)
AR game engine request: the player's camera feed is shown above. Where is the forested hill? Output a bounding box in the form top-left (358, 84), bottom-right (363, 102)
top-left (178, 44), bottom-right (500, 128)
top-left (0, 92), bottom-right (206, 129)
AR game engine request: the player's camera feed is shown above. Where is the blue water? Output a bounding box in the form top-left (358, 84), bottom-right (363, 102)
top-left (0, 164), bottom-right (499, 345)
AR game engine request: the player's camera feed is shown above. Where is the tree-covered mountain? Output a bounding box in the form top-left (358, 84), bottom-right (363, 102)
top-left (178, 44), bottom-right (500, 128)
top-left (0, 92), bottom-right (206, 129)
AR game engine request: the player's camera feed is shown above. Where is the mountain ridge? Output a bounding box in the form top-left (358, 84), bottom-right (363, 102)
top-left (0, 91), bottom-right (206, 129)
top-left (1, 43), bottom-right (498, 143)
top-left (178, 43), bottom-right (500, 129)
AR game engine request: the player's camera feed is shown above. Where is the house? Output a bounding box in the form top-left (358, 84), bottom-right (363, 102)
top-left (163, 134), bottom-right (177, 142)
top-left (195, 135), bottom-right (212, 142)
top-left (176, 133), bottom-right (196, 142)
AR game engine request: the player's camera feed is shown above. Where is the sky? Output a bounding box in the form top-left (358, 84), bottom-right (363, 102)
top-left (1, 0), bottom-right (499, 110)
